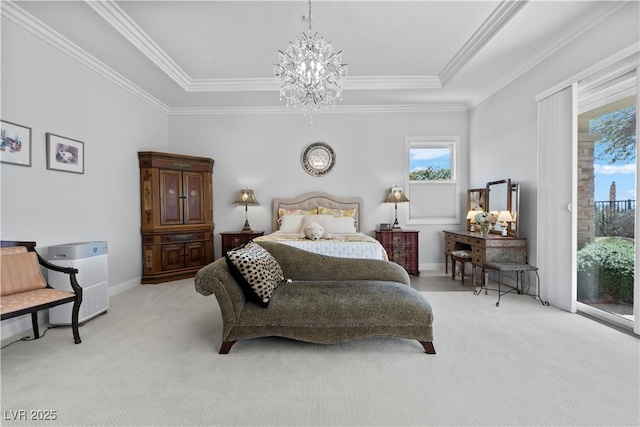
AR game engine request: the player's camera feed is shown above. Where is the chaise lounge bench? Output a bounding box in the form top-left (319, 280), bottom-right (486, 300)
top-left (1, 241), bottom-right (83, 344)
top-left (195, 241), bottom-right (435, 354)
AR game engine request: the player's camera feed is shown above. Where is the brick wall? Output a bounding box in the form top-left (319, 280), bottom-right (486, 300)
top-left (577, 138), bottom-right (596, 248)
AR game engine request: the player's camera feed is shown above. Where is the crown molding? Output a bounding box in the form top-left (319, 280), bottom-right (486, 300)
top-left (3, 1), bottom-right (169, 114)
top-left (344, 76), bottom-right (442, 90)
top-left (188, 76), bottom-right (442, 92)
top-left (438, 0), bottom-right (528, 86)
top-left (168, 104), bottom-right (467, 116)
top-left (85, 0), bottom-right (191, 90)
top-left (468, 1), bottom-right (627, 109)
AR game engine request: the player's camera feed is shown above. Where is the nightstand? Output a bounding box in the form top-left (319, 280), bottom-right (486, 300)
top-left (375, 230), bottom-right (420, 276)
top-left (220, 231), bottom-right (264, 257)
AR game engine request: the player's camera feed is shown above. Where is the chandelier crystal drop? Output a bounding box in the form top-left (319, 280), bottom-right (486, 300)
top-left (273, 0), bottom-right (347, 118)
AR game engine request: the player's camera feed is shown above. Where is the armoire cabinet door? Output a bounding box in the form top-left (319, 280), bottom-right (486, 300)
top-left (183, 172), bottom-right (205, 224)
top-left (161, 243), bottom-right (184, 271)
top-left (160, 170), bottom-right (183, 225)
top-left (184, 241), bottom-right (206, 268)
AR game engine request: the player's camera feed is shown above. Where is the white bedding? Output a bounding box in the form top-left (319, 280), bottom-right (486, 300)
top-left (254, 231), bottom-right (388, 260)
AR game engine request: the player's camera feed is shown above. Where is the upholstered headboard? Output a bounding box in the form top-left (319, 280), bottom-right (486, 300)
top-left (272, 192), bottom-right (364, 232)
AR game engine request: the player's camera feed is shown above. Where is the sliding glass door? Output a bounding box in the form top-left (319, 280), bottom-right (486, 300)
top-left (576, 64), bottom-right (638, 333)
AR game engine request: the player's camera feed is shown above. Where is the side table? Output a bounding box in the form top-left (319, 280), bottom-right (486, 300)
top-left (375, 230), bottom-right (420, 276)
top-left (220, 231), bottom-right (264, 257)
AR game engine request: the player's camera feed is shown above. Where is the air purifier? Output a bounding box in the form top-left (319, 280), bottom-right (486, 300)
top-left (48, 241), bottom-right (109, 325)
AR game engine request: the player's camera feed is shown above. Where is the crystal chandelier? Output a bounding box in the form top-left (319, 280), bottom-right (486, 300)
top-left (273, 0), bottom-right (348, 119)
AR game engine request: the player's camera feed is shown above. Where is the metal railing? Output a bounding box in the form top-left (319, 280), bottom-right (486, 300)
top-left (594, 199), bottom-right (636, 213)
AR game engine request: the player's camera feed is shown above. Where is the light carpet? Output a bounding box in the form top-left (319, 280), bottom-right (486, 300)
top-left (1, 276), bottom-right (638, 426)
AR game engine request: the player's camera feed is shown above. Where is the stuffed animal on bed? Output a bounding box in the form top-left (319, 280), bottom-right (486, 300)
top-left (300, 221), bottom-right (332, 240)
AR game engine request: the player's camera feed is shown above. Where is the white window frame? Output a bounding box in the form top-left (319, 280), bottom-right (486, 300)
top-left (405, 136), bottom-right (460, 225)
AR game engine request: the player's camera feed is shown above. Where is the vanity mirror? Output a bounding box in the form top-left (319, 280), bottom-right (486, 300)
top-left (486, 179), bottom-right (510, 213)
top-left (466, 188), bottom-right (486, 231)
top-left (510, 182), bottom-right (520, 237)
top-left (466, 178), bottom-right (520, 236)
top-left (486, 179), bottom-right (512, 234)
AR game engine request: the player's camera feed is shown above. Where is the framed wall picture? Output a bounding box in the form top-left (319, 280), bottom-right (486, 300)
top-left (46, 133), bottom-right (84, 174)
top-left (1, 120), bottom-right (32, 167)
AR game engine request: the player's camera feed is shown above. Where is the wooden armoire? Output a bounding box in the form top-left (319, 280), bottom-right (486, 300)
top-left (138, 152), bottom-right (214, 284)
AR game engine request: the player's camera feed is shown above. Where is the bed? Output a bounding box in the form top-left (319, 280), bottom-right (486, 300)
top-left (252, 192), bottom-right (388, 260)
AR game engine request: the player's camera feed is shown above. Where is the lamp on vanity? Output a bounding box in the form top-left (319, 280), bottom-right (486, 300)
top-left (385, 187), bottom-right (410, 230)
top-left (490, 211), bottom-right (501, 231)
top-left (234, 188), bottom-right (259, 232)
top-left (496, 210), bottom-right (513, 236)
top-left (466, 210), bottom-right (478, 231)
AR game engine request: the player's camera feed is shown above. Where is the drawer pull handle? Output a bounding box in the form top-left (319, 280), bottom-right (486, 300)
top-left (173, 234), bottom-right (193, 240)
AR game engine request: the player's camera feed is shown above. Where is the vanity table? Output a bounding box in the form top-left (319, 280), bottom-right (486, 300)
top-left (443, 230), bottom-right (527, 270)
top-left (448, 178), bottom-right (527, 285)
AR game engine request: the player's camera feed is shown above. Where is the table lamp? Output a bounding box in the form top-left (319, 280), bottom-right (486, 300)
top-left (466, 210), bottom-right (478, 231)
top-left (234, 188), bottom-right (259, 232)
top-left (497, 210), bottom-right (513, 236)
top-left (385, 186), bottom-right (410, 230)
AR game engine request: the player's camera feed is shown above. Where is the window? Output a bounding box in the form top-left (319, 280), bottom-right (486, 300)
top-left (409, 147), bottom-right (452, 181)
top-left (405, 136), bottom-right (459, 224)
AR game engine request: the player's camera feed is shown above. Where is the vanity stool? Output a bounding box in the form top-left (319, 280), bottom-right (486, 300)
top-left (479, 261), bottom-right (549, 307)
top-left (450, 250), bottom-right (473, 285)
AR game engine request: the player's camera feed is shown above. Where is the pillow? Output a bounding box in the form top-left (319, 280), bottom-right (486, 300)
top-left (318, 206), bottom-right (357, 219)
top-left (278, 214), bottom-right (305, 232)
top-left (301, 221), bottom-right (331, 240)
top-left (277, 208), bottom-right (317, 218)
top-left (1, 251), bottom-right (47, 296)
top-left (299, 214), bottom-right (334, 237)
top-left (225, 241), bottom-right (284, 307)
top-left (328, 216), bottom-right (357, 233)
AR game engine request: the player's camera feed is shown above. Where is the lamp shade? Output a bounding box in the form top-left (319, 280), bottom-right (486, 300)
top-left (497, 210), bottom-right (513, 223)
top-left (466, 210), bottom-right (478, 221)
top-left (234, 188), bottom-right (259, 205)
top-left (385, 187), bottom-right (410, 203)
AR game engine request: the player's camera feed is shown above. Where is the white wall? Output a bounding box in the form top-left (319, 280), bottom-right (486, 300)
top-left (168, 111), bottom-right (468, 266)
top-left (1, 18), bottom-right (168, 290)
top-left (468, 3), bottom-right (639, 294)
top-left (4, 0), bottom-right (635, 296)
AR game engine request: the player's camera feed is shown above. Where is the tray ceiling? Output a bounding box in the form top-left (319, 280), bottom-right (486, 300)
top-left (3, 1), bottom-right (626, 113)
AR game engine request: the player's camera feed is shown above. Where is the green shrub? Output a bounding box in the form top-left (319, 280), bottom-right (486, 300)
top-left (595, 208), bottom-right (635, 238)
top-left (577, 237), bottom-right (634, 303)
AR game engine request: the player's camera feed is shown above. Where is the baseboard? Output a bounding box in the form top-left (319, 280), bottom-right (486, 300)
top-left (1, 311), bottom-right (48, 345)
top-left (1, 277), bottom-right (142, 344)
top-left (420, 263), bottom-right (445, 271)
top-left (109, 277), bottom-right (141, 297)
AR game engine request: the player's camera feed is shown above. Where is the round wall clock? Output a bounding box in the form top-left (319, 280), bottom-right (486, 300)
top-left (301, 142), bottom-right (335, 176)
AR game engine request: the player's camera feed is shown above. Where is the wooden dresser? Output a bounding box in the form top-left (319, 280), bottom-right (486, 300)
top-left (443, 230), bottom-right (526, 271)
top-left (375, 230), bottom-right (420, 276)
top-left (138, 152), bottom-right (214, 284)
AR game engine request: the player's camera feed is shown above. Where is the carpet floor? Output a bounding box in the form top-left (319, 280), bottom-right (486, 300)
top-left (1, 274), bottom-right (638, 426)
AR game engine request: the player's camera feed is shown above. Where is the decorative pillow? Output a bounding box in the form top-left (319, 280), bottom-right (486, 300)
top-left (298, 214), bottom-right (334, 237)
top-left (225, 241), bottom-right (284, 307)
top-left (301, 221), bottom-right (332, 240)
top-left (318, 206), bottom-right (357, 219)
top-left (277, 214), bottom-right (305, 232)
top-left (0, 251), bottom-right (47, 296)
top-left (277, 208), bottom-right (317, 218)
top-left (328, 216), bottom-right (357, 233)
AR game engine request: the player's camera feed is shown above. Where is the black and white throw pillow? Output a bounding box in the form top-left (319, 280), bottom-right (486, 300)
top-left (225, 241), bottom-right (284, 307)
